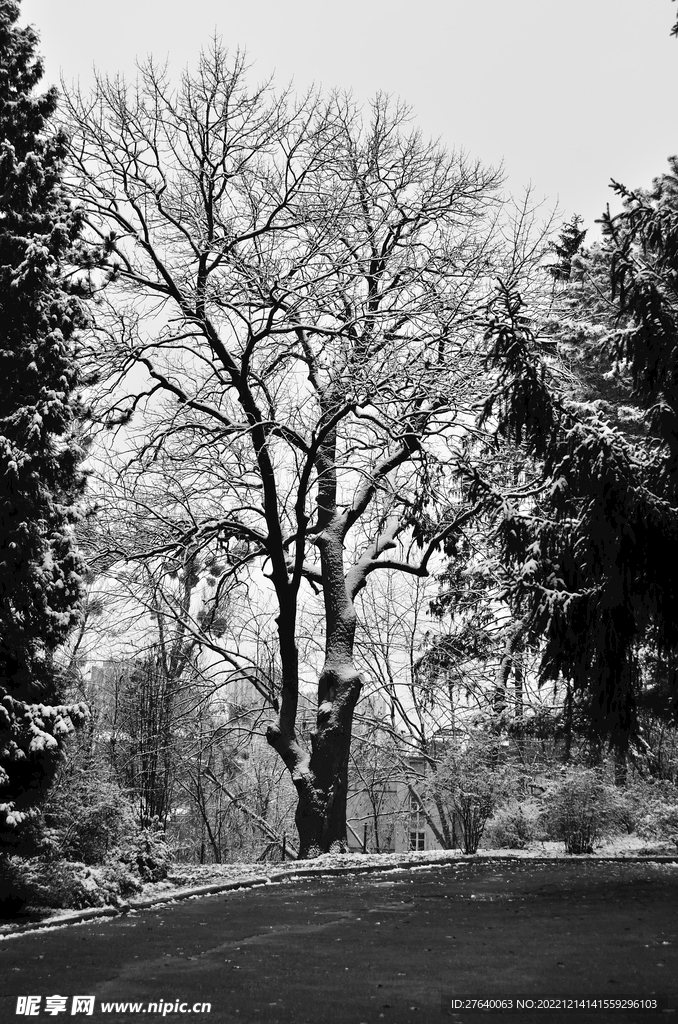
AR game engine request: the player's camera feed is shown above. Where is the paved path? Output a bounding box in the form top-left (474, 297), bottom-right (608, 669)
top-left (1, 861), bottom-right (677, 1023)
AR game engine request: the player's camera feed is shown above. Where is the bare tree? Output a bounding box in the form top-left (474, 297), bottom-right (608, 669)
top-left (64, 43), bottom-right (539, 856)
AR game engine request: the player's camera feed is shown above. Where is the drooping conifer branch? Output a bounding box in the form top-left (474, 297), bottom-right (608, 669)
top-left (477, 281), bottom-right (678, 750)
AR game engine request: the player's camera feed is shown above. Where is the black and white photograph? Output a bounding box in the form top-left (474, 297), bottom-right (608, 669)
top-left (1, 2), bottom-right (678, 1021)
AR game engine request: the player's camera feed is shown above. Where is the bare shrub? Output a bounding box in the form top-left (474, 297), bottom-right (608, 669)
top-left (433, 735), bottom-right (515, 854)
top-left (541, 767), bottom-right (613, 854)
top-left (485, 801), bottom-right (538, 849)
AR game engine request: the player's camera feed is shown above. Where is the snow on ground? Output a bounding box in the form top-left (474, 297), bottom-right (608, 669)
top-left (140, 835), bottom-right (677, 900)
top-left (2, 837), bottom-right (676, 937)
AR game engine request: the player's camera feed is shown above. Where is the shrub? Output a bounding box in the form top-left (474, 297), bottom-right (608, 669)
top-left (608, 790), bottom-right (639, 835)
top-left (2, 857), bottom-right (105, 911)
top-left (100, 861), bottom-right (143, 898)
top-left (0, 824), bottom-right (168, 916)
top-left (117, 828), bottom-right (170, 883)
top-left (454, 788), bottom-right (494, 854)
top-left (541, 767), bottom-right (614, 854)
top-left (0, 855), bottom-right (27, 915)
top-left (637, 801), bottom-right (678, 843)
top-left (41, 784), bottom-right (137, 865)
top-left (486, 802), bottom-right (537, 849)
top-left (601, 776), bottom-right (678, 844)
top-left (38, 750), bottom-right (139, 864)
top-left (0, 855), bottom-right (147, 916)
top-left (433, 734), bottom-right (517, 854)
top-left (652, 804), bottom-right (678, 842)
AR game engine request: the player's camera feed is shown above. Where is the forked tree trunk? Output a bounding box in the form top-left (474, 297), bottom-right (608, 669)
top-left (266, 525), bottom-right (368, 857)
top-left (292, 665), bottom-right (362, 858)
top-left (279, 411), bottom-right (367, 858)
top-left (267, 403), bottom-right (397, 857)
top-left (266, 609), bottom-right (364, 858)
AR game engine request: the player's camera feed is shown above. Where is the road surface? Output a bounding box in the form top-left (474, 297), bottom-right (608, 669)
top-left (1, 860), bottom-right (676, 1023)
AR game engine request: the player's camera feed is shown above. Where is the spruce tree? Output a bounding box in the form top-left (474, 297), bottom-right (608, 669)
top-left (603, 159), bottom-right (678, 475)
top-left (0, 0), bottom-right (87, 839)
top-left (476, 263), bottom-right (678, 758)
top-left (546, 215), bottom-right (588, 283)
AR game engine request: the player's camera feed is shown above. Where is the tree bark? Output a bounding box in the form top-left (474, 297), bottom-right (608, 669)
top-left (291, 664), bottom-right (362, 858)
top-left (269, 402), bottom-right (365, 858)
top-left (266, 621), bottom-right (363, 857)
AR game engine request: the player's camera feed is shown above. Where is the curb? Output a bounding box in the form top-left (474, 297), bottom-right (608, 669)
top-left (1, 876), bottom-right (272, 935)
top-left (129, 875), bottom-right (271, 910)
top-left (267, 854), bottom-right (678, 880)
top-left (3, 853), bottom-right (677, 936)
top-left (1, 905), bottom-right (120, 935)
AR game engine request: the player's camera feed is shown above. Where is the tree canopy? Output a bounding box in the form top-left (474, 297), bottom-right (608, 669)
top-left (62, 43), bottom-right (547, 855)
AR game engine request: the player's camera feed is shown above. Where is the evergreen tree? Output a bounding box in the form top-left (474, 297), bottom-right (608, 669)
top-left (603, 159), bottom-right (678, 475)
top-left (0, 0), bottom-right (87, 839)
top-left (546, 214), bottom-right (587, 283)
top-left (475, 260), bottom-right (678, 759)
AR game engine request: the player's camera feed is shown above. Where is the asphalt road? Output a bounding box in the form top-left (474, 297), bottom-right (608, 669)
top-left (1, 861), bottom-right (677, 1024)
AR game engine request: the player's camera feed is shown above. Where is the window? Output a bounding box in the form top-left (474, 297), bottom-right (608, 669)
top-left (409, 830), bottom-right (425, 851)
top-left (409, 797), bottom-right (425, 851)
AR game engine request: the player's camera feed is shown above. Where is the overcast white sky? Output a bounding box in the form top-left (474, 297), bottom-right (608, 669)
top-left (21, 0), bottom-right (678, 235)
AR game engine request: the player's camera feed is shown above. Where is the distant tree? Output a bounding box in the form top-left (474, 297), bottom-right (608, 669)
top-left (0, 0), bottom-right (87, 840)
top-left (546, 214), bottom-right (587, 283)
top-left (425, 443), bottom-right (538, 731)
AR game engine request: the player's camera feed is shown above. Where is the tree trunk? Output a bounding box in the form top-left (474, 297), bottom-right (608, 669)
top-left (432, 790), bottom-right (454, 849)
top-left (266, 649), bottom-right (362, 858)
top-left (278, 423), bottom-right (365, 858)
top-left (514, 650), bottom-right (524, 720)
top-left (563, 683), bottom-right (573, 761)
top-left (513, 649), bottom-right (525, 759)
top-left (266, 401), bottom-right (371, 857)
top-left (614, 746), bottom-right (628, 787)
top-left (292, 665), bottom-right (362, 858)
top-left (372, 800), bottom-right (381, 854)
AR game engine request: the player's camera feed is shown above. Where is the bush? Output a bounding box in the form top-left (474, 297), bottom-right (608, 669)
top-left (541, 767), bottom-right (614, 854)
top-left (41, 785), bottom-right (137, 865)
top-left (0, 833), bottom-right (166, 916)
top-left (651, 804), bottom-right (678, 842)
top-left (485, 802), bottom-right (538, 849)
top-left (117, 828), bottom-right (170, 883)
top-left (608, 790), bottom-right (639, 836)
top-left (433, 735), bottom-right (517, 854)
top-left (599, 775), bottom-right (678, 844)
top-left (100, 861), bottom-right (143, 898)
top-left (637, 801), bottom-right (678, 843)
top-left (454, 788), bottom-right (494, 854)
top-left (38, 750), bottom-right (138, 864)
top-left (0, 856), bottom-right (141, 912)
top-left (0, 748), bottom-right (170, 915)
